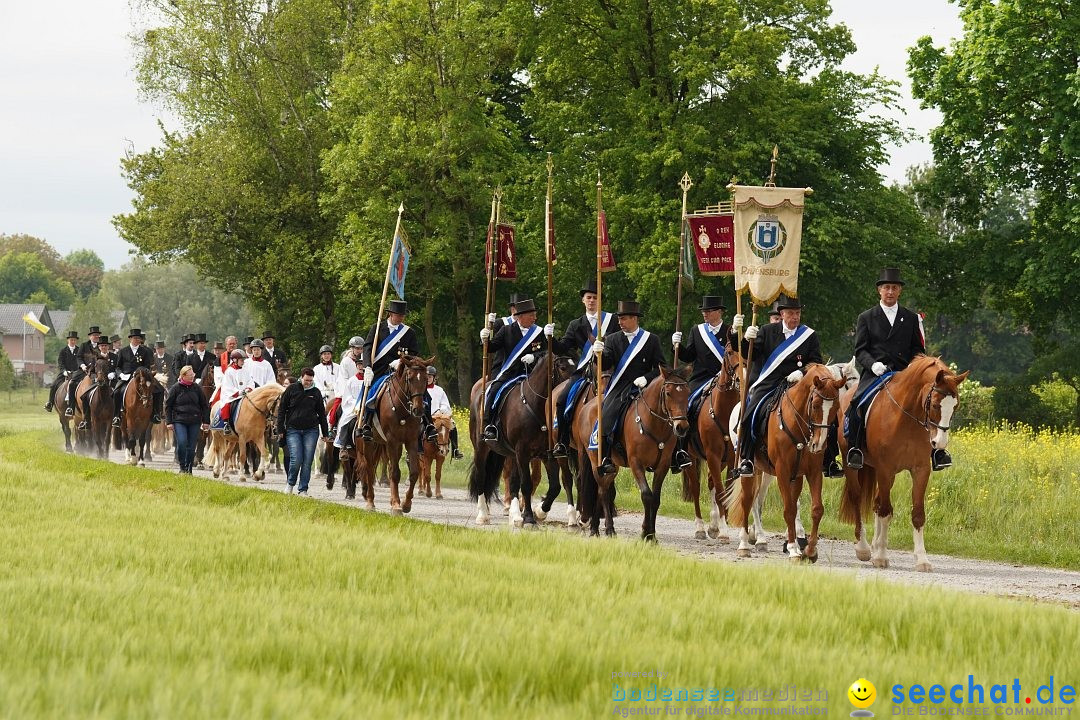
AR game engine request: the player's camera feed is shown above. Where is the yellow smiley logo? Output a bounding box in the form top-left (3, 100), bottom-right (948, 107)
top-left (848, 678), bottom-right (877, 709)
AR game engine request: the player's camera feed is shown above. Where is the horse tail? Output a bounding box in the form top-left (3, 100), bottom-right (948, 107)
top-left (112, 424), bottom-right (123, 450)
top-left (467, 448), bottom-right (504, 502)
top-left (724, 473), bottom-right (760, 528)
top-left (839, 471), bottom-right (876, 524)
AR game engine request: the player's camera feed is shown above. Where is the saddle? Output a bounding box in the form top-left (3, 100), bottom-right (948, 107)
top-left (555, 376), bottom-right (591, 430)
top-left (212, 398), bottom-right (242, 431)
top-left (687, 377), bottom-right (717, 426)
top-left (747, 385), bottom-right (785, 450)
top-left (844, 372), bottom-right (894, 443)
top-left (489, 375), bottom-right (527, 417)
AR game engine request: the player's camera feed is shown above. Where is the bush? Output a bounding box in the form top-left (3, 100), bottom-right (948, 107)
top-left (953, 381), bottom-right (994, 428)
top-left (1033, 377), bottom-right (1078, 428)
top-left (991, 375), bottom-right (1078, 430)
top-left (0, 347), bottom-right (14, 393)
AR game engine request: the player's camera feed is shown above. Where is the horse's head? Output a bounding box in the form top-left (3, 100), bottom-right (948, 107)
top-left (93, 358), bottom-right (111, 384)
top-left (552, 355), bottom-right (575, 384)
top-left (398, 355), bottom-right (434, 418)
top-left (828, 356), bottom-right (860, 393)
top-left (720, 346), bottom-right (742, 390)
top-left (432, 413), bottom-right (453, 456)
top-left (656, 364), bottom-right (692, 438)
top-left (803, 364), bottom-right (846, 453)
top-left (926, 359), bottom-right (969, 451)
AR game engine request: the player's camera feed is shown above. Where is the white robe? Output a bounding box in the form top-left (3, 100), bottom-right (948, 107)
top-left (337, 374), bottom-right (365, 425)
top-left (247, 357), bottom-right (276, 388)
top-left (427, 383), bottom-right (452, 416)
top-left (218, 365), bottom-right (253, 405)
top-left (313, 362), bottom-right (341, 400)
top-left (340, 352), bottom-right (362, 381)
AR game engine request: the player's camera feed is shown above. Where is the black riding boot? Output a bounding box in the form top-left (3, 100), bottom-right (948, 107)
top-left (844, 404), bottom-right (863, 469)
top-left (112, 388), bottom-right (124, 427)
top-left (450, 427), bottom-right (463, 459)
top-left (152, 388), bottom-right (164, 424)
top-left (670, 437), bottom-right (691, 473)
top-left (822, 422), bottom-right (843, 477)
top-left (65, 371), bottom-right (84, 416)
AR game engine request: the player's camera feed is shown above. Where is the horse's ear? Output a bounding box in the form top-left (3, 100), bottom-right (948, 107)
top-left (677, 364), bottom-right (692, 380)
top-left (813, 374), bottom-right (826, 389)
top-left (954, 369), bottom-right (970, 384)
top-left (659, 365), bottom-right (672, 378)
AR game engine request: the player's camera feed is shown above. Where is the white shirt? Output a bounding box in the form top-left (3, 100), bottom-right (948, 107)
top-left (426, 383), bottom-right (452, 416)
top-left (624, 330), bottom-right (639, 341)
top-left (340, 352), bottom-right (362, 379)
top-left (247, 357), bottom-right (277, 387)
top-left (708, 323), bottom-right (722, 335)
top-left (783, 324), bottom-right (796, 339)
top-left (880, 301), bottom-right (898, 326)
top-left (219, 364), bottom-right (253, 402)
top-left (313, 361), bottom-right (341, 399)
top-left (338, 373), bottom-right (366, 422)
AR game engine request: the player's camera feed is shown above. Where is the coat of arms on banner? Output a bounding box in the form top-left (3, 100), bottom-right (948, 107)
top-left (749, 213), bottom-right (787, 264)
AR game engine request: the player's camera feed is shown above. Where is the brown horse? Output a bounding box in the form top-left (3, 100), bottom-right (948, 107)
top-left (838, 355), bottom-right (968, 572)
top-left (120, 367), bottom-right (157, 466)
top-left (207, 383), bottom-right (285, 481)
top-left (51, 376), bottom-right (75, 453)
top-left (419, 412), bottom-right (453, 499)
top-left (468, 352), bottom-right (576, 527)
top-left (682, 344), bottom-right (741, 540)
top-left (571, 365), bottom-right (691, 539)
top-left (342, 355), bottom-right (434, 513)
top-left (70, 358), bottom-right (113, 458)
top-left (727, 364), bottom-right (846, 562)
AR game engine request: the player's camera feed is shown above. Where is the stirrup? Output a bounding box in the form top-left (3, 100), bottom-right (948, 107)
top-left (111, 417), bottom-right (121, 427)
top-left (673, 449), bottom-right (692, 469)
top-left (597, 458), bottom-right (617, 476)
top-left (44, 402), bottom-right (53, 412)
top-left (823, 459), bottom-right (844, 478)
top-left (846, 448), bottom-right (864, 470)
top-left (931, 448), bottom-right (952, 471)
top-left (482, 424), bottom-right (498, 441)
top-left (359, 423), bottom-right (373, 441)
top-left (77, 421), bottom-right (89, 430)
top-left (737, 459), bottom-right (754, 477)
top-left (152, 414), bottom-right (163, 424)
top-left (65, 407), bottom-right (75, 417)
top-left (452, 448), bottom-right (464, 459)
top-left (550, 442), bottom-right (568, 458)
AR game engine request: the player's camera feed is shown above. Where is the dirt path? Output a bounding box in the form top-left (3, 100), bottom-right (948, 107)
top-left (115, 448), bottom-right (1080, 610)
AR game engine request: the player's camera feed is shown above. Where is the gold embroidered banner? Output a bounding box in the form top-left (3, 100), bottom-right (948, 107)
top-left (731, 185), bottom-right (809, 305)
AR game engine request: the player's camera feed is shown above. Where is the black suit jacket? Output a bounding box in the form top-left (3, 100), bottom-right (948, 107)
top-left (116, 345), bottom-right (154, 375)
top-left (853, 304), bottom-right (925, 394)
top-left (188, 350), bottom-right (215, 381)
top-left (57, 345), bottom-right (82, 373)
top-left (743, 322), bottom-right (822, 391)
top-left (561, 312), bottom-right (614, 360)
top-left (152, 352), bottom-right (174, 383)
top-left (78, 340), bottom-right (98, 370)
top-left (363, 322), bottom-right (419, 377)
top-left (488, 322), bottom-right (548, 382)
top-left (264, 347), bottom-right (287, 370)
top-left (600, 330), bottom-right (667, 434)
top-left (675, 322), bottom-right (736, 391)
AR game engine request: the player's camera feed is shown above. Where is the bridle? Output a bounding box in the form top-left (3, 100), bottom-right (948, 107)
top-left (517, 354), bottom-right (573, 432)
top-left (388, 364), bottom-right (427, 419)
top-left (630, 375), bottom-right (689, 470)
top-left (774, 374), bottom-right (838, 481)
top-left (883, 376), bottom-right (956, 436)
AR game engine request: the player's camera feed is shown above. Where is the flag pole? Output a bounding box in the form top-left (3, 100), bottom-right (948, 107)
top-left (674, 172), bottom-right (693, 369)
top-left (479, 188), bottom-right (501, 432)
top-left (365, 202), bottom-right (405, 410)
top-left (544, 154), bottom-right (555, 451)
top-left (595, 173), bottom-right (606, 468)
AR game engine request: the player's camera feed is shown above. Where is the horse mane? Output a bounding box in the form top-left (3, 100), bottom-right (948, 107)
top-left (894, 355), bottom-right (945, 387)
top-left (247, 382), bottom-right (284, 400)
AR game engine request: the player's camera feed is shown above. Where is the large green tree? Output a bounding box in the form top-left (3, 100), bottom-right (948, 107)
top-left (0, 252), bottom-right (77, 309)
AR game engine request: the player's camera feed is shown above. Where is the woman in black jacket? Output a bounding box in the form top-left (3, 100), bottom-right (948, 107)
top-left (166, 365), bottom-right (210, 474)
top-left (276, 367), bottom-right (329, 495)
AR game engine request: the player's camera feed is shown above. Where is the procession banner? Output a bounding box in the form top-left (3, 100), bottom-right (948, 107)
top-left (683, 213), bottom-right (735, 277)
top-left (496, 223), bottom-right (517, 279)
top-left (598, 211), bottom-right (616, 272)
top-left (389, 228), bottom-right (411, 300)
top-left (731, 185), bottom-right (808, 305)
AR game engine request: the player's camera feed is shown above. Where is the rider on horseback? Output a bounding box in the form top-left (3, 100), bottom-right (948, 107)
top-left (111, 329), bottom-right (164, 427)
top-left (216, 349), bottom-right (252, 434)
top-left (314, 344), bottom-right (341, 401)
top-left (63, 325), bottom-right (102, 417)
top-left (735, 294), bottom-right (823, 478)
top-left (44, 330), bottom-right (81, 412)
top-left (358, 299), bottom-right (420, 442)
top-left (246, 339), bottom-right (277, 388)
top-left (590, 300), bottom-right (667, 477)
top-left (75, 338), bottom-right (116, 431)
top-left (425, 365), bottom-right (464, 459)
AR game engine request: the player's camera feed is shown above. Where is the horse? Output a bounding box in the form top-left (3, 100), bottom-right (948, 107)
top-left (419, 412), bottom-right (453, 499)
top-left (681, 344), bottom-right (741, 540)
top-left (340, 355), bottom-right (434, 513)
top-left (119, 367), bottom-right (157, 466)
top-left (571, 365), bottom-right (692, 539)
top-left (194, 362), bottom-right (216, 469)
top-left (207, 383), bottom-right (285, 482)
top-left (726, 364), bottom-right (846, 562)
top-left (51, 375), bottom-right (75, 453)
top-left (70, 358), bottom-right (113, 459)
top-left (838, 355), bottom-right (968, 572)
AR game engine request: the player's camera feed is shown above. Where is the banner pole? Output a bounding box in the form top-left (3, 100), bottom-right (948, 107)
top-left (674, 172), bottom-right (692, 368)
top-left (595, 173), bottom-right (605, 468)
top-left (545, 154), bottom-right (555, 451)
top-left (364, 202), bottom-right (405, 415)
top-left (479, 188), bottom-right (501, 432)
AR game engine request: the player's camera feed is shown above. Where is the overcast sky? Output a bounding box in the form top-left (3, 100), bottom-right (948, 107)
top-left (0, 1), bottom-right (963, 270)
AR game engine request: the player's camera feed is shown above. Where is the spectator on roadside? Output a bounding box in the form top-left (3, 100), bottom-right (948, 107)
top-left (276, 367), bottom-right (328, 496)
top-left (166, 365), bottom-right (210, 474)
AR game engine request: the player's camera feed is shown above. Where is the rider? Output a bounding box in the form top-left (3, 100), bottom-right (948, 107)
top-left (591, 300), bottom-right (667, 477)
top-left (260, 331), bottom-right (287, 373)
top-left (425, 365), bottom-right (464, 459)
top-left (670, 295), bottom-right (737, 472)
top-left (332, 355), bottom-right (366, 450)
top-left (172, 334), bottom-right (195, 380)
top-left (844, 268), bottom-right (935, 469)
top-left (187, 333), bottom-right (214, 384)
top-left (45, 330), bottom-right (81, 412)
top-left (152, 340), bottom-right (174, 387)
top-left (734, 294), bottom-right (822, 478)
top-left (480, 297), bottom-right (554, 441)
top-left (339, 336), bottom-right (364, 378)
top-left (314, 344), bottom-right (341, 401)
top-left (64, 326), bottom-right (102, 417)
top-left (112, 329), bottom-right (163, 427)
top-left (246, 339), bottom-right (277, 387)
top-left (216, 349), bottom-right (253, 434)
top-left (551, 279), bottom-right (614, 458)
top-left (217, 336), bottom-right (238, 378)
top-left (76, 338), bottom-right (117, 431)
top-left (358, 299), bottom-right (420, 442)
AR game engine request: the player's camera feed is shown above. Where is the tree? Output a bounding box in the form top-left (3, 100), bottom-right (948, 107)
top-left (64, 249), bottom-right (104, 271)
top-left (0, 252), bottom-right (77, 308)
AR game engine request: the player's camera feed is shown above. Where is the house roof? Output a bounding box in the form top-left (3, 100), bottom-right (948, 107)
top-left (50, 309), bottom-right (74, 335)
top-left (0, 304), bottom-right (53, 336)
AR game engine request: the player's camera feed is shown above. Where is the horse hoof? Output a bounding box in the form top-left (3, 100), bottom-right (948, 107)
top-left (755, 542), bottom-right (769, 552)
top-left (138, 461), bottom-right (145, 467)
top-left (365, 502), bottom-right (376, 511)
top-left (534, 507), bottom-right (547, 522)
top-left (474, 514), bottom-right (490, 525)
top-left (424, 489), bottom-right (432, 498)
top-left (871, 557), bottom-right (889, 569)
top-left (707, 528), bottom-right (720, 539)
top-left (806, 553), bottom-right (818, 564)
top-left (856, 547), bottom-right (872, 562)
top-left (391, 507), bottom-right (403, 517)
top-left (435, 493), bottom-right (443, 500)
top-left (694, 530), bottom-right (706, 540)
top-left (402, 503), bottom-right (412, 514)
top-left (736, 548), bottom-right (751, 558)
top-left (915, 562), bottom-right (933, 573)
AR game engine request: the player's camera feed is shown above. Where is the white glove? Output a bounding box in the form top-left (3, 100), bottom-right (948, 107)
top-left (744, 325), bottom-right (759, 340)
top-left (633, 376), bottom-right (648, 389)
top-left (79, 363), bottom-right (87, 372)
top-left (592, 339), bottom-right (605, 356)
top-left (543, 323), bottom-right (555, 337)
top-left (732, 314), bottom-right (745, 329)
top-left (108, 372), bottom-right (116, 380)
top-left (64, 371), bottom-right (71, 377)
top-left (194, 379), bottom-right (201, 385)
top-left (363, 367), bottom-right (374, 384)
top-left (671, 331), bottom-right (683, 346)
top-left (786, 370), bottom-right (803, 383)
top-left (120, 373), bottom-right (131, 381)
top-left (487, 312), bottom-right (497, 324)
top-left (522, 353), bottom-right (535, 365)
top-left (389, 359), bottom-right (401, 370)
top-left (480, 328), bottom-right (491, 342)
top-left (872, 362), bottom-right (887, 376)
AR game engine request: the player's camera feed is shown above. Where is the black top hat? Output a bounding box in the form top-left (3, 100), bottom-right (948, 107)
top-left (616, 300), bottom-right (643, 317)
top-left (66, 330), bottom-right (79, 340)
top-left (512, 298), bottom-right (537, 316)
top-left (876, 267), bottom-right (905, 286)
top-left (387, 299), bottom-right (408, 315)
top-left (774, 294), bottom-right (803, 311)
top-left (579, 280), bottom-right (599, 297)
top-left (508, 293), bottom-right (524, 307)
top-left (87, 326), bottom-right (101, 335)
top-left (698, 295), bottom-right (726, 311)
top-left (768, 302), bottom-right (782, 317)
top-left (243, 336), bottom-right (254, 345)
top-left (98, 337), bottom-right (113, 346)
top-left (154, 340), bottom-right (166, 348)
top-left (196, 333), bottom-right (207, 343)
top-left (260, 331), bottom-right (274, 340)
top-left (128, 328), bottom-right (145, 339)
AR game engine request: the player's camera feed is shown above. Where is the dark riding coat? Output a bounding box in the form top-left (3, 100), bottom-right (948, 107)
top-left (57, 345), bottom-right (82, 374)
top-left (675, 322), bottom-right (736, 392)
top-left (484, 322), bottom-right (555, 414)
top-left (853, 304), bottom-right (925, 395)
top-left (598, 330), bottom-right (667, 441)
top-left (188, 350), bottom-right (215, 381)
top-left (363, 321), bottom-right (419, 378)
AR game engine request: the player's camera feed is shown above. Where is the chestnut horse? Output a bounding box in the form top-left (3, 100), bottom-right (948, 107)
top-left (419, 412), bottom-right (453, 499)
top-left (70, 358), bottom-right (113, 459)
top-left (468, 352), bottom-right (575, 527)
top-left (120, 367), bottom-right (157, 466)
top-left (727, 364), bottom-right (846, 562)
top-left (838, 355), bottom-right (968, 572)
top-left (571, 365), bottom-right (691, 539)
top-left (682, 344), bottom-right (741, 540)
top-left (342, 355), bottom-right (433, 513)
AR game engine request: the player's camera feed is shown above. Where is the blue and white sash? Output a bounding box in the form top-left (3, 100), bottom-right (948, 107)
top-left (608, 330), bottom-right (651, 392)
top-left (750, 325), bottom-right (814, 391)
top-left (373, 323), bottom-right (409, 365)
top-left (502, 316), bottom-right (514, 326)
top-left (576, 312), bottom-right (613, 371)
top-left (697, 323), bottom-right (726, 364)
top-left (492, 324), bottom-right (543, 384)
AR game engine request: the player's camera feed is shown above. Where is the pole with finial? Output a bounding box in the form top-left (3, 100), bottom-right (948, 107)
top-left (365, 202), bottom-right (406, 423)
top-left (766, 144), bottom-right (779, 187)
top-left (544, 153), bottom-right (555, 451)
top-left (594, 171), bottom-right (606, 471)
top-left (479, 187), bottom-right (502, 433)
top-left (674, 172), bottom-right (693, 369)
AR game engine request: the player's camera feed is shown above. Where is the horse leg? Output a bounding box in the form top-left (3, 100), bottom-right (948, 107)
top-left (628, 460), bottom-right (657, 542)
top-left (805, 471), bottom-right (824, 563)
top-left (601, 480), bottom-right (617, 537)
top-left (401, 447), bottom-right (420, 514)
top-left (706, 450), bottom-right (731, 540)
top-left (685, 459), bottom-right (706, 540)
top-left (911, 467), bottom-right (933, 572)
top-left (326, 445), bottom-right (339, 491)
top-left (751, 471), bottom-right (773, 551)
top-left (536, 457), bottom-right (560, 520)
top-left (870, 468), bottom-right (893, 569)
top-left (782, 475), bottom-right (805, 562)
top-left (646, 465), bottom-right (671, 543)
top-left (420, 453), bottom-right (432, 497)
top-left (434, 456), bottom-right (443, 499)
top-left (519, 454), bottom-right (542, 527)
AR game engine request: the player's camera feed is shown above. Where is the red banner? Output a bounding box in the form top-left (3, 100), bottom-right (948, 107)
top-left (598, 211), bottom-right (616, 272)
top-left (545, 198), bottom-right (556, 265)
top-left (496, 223), bottom-right (517, 279)
top-left (684, 213), bottom-right (734, 276)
